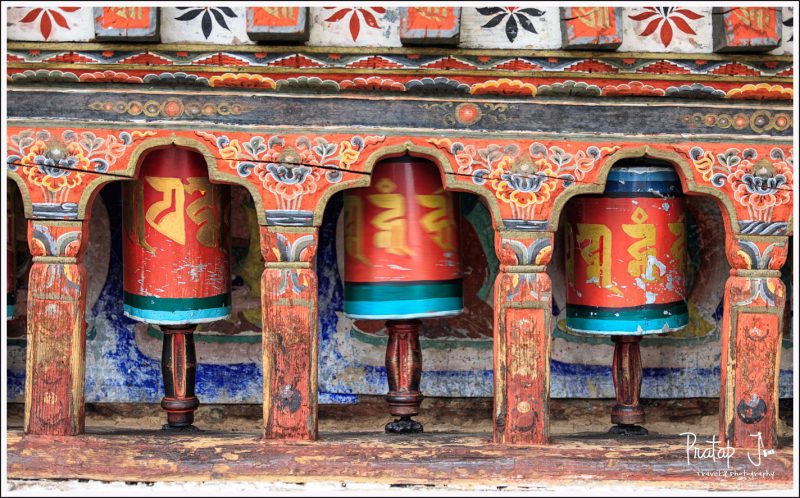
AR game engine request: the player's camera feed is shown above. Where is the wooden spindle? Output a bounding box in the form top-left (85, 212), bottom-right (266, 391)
top-left (610, 335), bottom-right (647, 436)
top-left (160, 324), bottom-right (200, 431)
top-left (384, 319), bottom-right (424, 433)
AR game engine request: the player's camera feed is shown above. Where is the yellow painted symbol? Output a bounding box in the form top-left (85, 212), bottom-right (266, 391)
top-left (574, 7), bottom-right (613, 30)
top-left (669, 214), bottom-right (686, 273)
top-left (576, 223), bottom-right (623, 296)
top-left (142, 176), bottom-right (221, 248)
top-left (344, 195), bottom-right (370, 265)
top-left (110, 7), bottom-right (144, 20)
top-left (416, 188), bottom-right (456, 251)
top-left (145, 176), bottom-right (187, 245)
top-left (184, 177), bottom-right (222, 248)
top-left (623, 207), bottom-right (660, 282)
top-left (368, 178), bottom-right (414, 256)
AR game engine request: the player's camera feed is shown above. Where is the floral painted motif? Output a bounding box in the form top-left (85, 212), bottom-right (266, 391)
top-left (323, 7), bottom-right (386, 42)
top-left (629, 7), bottom-right (704, 47)
top-left (200, 132), bottom-right (385, 210)
top-left (689, 146), bottom-right (793, 222)
top-left (15, 7), bottom-right (80, 40)
top-left (431, 139), bottom-right (619, 219)
top-left (476, 7), bottom-right (546, 43)
top-left (7, 129), bottom-right (151, 204)
top-left (174, 7), bottom-right (237, 39)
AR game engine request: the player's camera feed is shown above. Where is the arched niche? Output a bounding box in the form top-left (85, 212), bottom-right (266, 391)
top-left (315, 141), bottom-right (507, 232)
top-left (77, 136), bottom-right (266, 225)
top-left (548, 145), bottom-right (740, 240)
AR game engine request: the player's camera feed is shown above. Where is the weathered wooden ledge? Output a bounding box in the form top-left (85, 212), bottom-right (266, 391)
top-left (6, 430), bottom-right (793, 491)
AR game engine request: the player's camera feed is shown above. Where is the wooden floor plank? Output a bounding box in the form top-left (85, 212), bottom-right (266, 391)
top-left (6, 430), bottom-right (793, 490)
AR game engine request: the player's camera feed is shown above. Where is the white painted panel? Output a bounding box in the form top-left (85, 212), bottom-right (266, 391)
top-left (619, 7), bottom-right (713, 53)
top-left (459, 7), bottom-right (561, 49)
top-left (307, 7), bottom-right (401, 47)
top-left (7, 7), bottom-right (94, 42)
top-left (160, 7), bottom-right (253, 44)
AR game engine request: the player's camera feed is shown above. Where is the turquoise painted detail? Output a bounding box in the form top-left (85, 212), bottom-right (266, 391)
top-left (344, 296), bottom-right (463, 319)
top-left (123, 304), bottom-right (231, 325)
top-left (566, 312), bottom-right (689, 336)
top-left (6, 305), bottom-right (14, 320)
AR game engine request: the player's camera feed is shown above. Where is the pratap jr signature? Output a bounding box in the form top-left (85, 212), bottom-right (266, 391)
top-left (680, 432), bottom-right (776, 469)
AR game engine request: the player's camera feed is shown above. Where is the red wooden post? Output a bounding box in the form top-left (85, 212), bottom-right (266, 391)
top-left (720, 235), bottom-right (788, 449)
top-left (384, 319), bottom-right (424, 433)
top-left (261, 226), bottom-right (319, 440)
top-left (493, 232), bottom-right (553, 445)
top-left (24, 220), bottom-right (89, 435)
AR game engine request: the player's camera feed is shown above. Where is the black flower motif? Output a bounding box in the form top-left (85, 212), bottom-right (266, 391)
top-left (174, 7), bottom-right (237, 39)
top-left (783, 15), bottom-right (793, 42)
top-left (476, 7), bottom-right (545, 43)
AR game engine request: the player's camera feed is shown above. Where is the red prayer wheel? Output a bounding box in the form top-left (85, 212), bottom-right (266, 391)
top-left (343, 157), bottom-right (463, 319)
top-left (343, 156), bottom-right (463, 433)
top-left (123, 147), bottom-right (231, 325)
top-left (122, 146), bottom-right (231, 430)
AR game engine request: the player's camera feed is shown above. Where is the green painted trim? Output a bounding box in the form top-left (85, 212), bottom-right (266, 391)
top-left (124, 291), bottom-right (230, 312)
top-left (344, 280), bottom-right (462, 302)
top-left (566, 301), bottom-right (688, 321)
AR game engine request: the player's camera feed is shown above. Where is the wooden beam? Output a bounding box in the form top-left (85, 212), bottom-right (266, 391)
top-left (6, 431), bottom-right (793, 490)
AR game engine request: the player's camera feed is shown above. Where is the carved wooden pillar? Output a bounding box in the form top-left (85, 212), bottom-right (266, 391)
top-left (720, 235), bottom-right (788, 449)
top-left (493, 231), bottom-right (553, 445)
top-left (260, 226), bottom-right (319, 440)
top-left (24, 219), bottom-right (89, 435)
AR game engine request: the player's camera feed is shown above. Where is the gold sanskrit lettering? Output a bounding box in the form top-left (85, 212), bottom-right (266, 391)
top-left (576, 223), bottom-right (623, 296)
top-left (123, 181), bottom-right (156, 254)
top-left (669, 214), bottom-right (686, 274)
top-left (575, 7), bottom-right (612, 30)
top-left (416, 188), bottom-right (456, 252)
top-left (144, 176), bottom-right (187, 245)
top-left (622, 207), bottom-right (660, 282)
top-left (184, 177), bottom-right (221, 248)
top-left (368, 178), bottom-right (414, 257)
top-left (343, 195), bottom-right (370, 265)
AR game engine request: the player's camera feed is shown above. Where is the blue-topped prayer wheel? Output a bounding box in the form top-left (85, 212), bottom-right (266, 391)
top-left (343, 156), bottom-right (463, 433)
top-left (564, 165), bottom-right (688, 434)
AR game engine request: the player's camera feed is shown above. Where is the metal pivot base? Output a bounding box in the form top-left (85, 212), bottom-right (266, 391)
top-left (385, 319), bottom-right (424, 435)
top-left (609, 424), bottom-right (649, 436)
top-left (610, 335), bottom-right (646, 434)
top-left (160, 324), bottom-right (200, 431)
top-left (385, 416), bottom-right (424, 434)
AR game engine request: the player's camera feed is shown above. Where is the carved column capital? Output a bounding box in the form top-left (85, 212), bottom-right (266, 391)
top-left (27, 220), bottom-right (88, 264)
top-left (494, 230), bottom-right (554, 271)
top-left (726, 234), bottom-right (789, 275)
top-left (259, 226), bottom-right (319, 269)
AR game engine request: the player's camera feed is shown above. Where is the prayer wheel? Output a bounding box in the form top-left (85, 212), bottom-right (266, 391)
top-left (565, 165), bottom-right (687, 435)
top-left (123, 146), bottom-right (231, 430)
top-left (7, 189), bottom-right (15, 320)
top-left (343, 156), bottom-right (463, 433)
